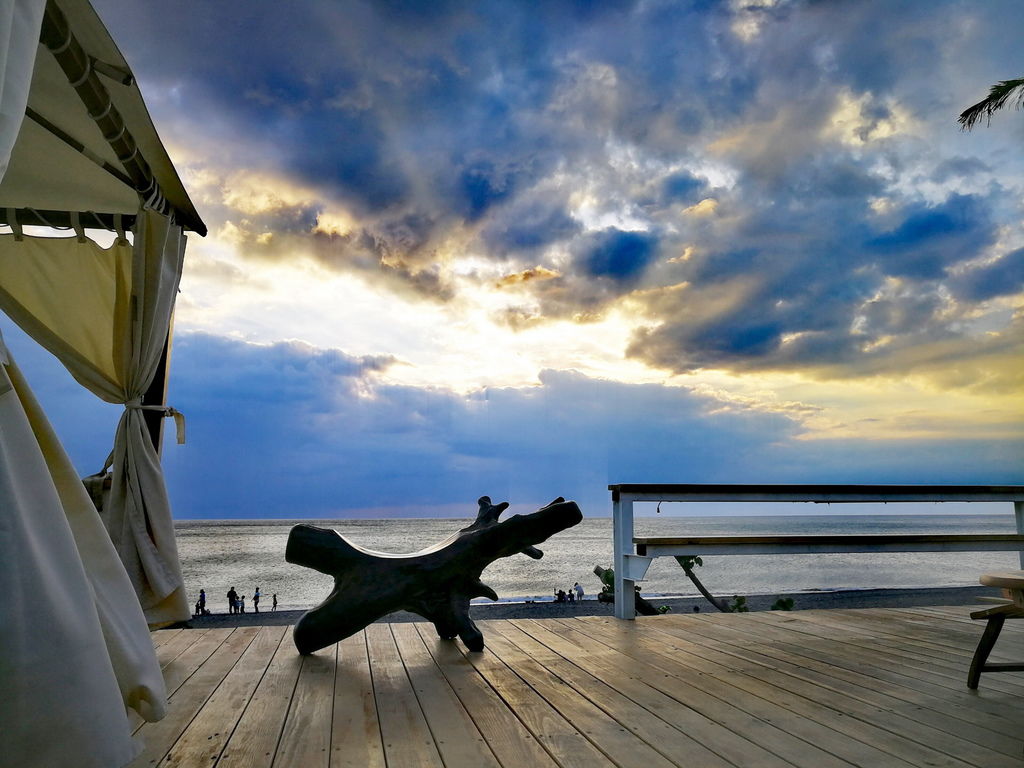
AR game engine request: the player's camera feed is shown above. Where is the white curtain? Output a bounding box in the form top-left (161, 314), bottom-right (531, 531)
top-left (0, 0), bottom-right (44, 181)
top-left (0, 209), bottom-right (190, 624)
top-left (0, 330), bottom-right (167, 768)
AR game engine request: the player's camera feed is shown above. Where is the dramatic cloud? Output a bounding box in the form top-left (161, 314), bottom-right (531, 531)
top-left (7, 1), bottom-right (1020, 520)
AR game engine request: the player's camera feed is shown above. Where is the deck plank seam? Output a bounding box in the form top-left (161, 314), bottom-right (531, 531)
top-left (564, 617), bottom-right (949, 768)
top-left (458, 624), bottom-right (622, 768)
top-left (143, 627), bottom-right (263, 767)
top-left (266, 628), bottom-right (313, 768)
top-left (479, 625), bottom-right (671, 768)
top-left (557, 617), bottom-right (887, 766)
top-left (504, 617), bottom-right (791, 768)
top-left (353, 629), bottom-right (387, 768)
top-left (743, 612), bottom-right (1024, 695)
top-left (660, 615), bottom-right (1023, 765)
top-left (410, 622), bottom-right (562, 768)
top-left (205, 626), bottom-right (289, 768)
top-left (389, 622), bottom-right (503, 768)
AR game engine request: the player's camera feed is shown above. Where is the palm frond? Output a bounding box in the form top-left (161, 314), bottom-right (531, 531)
top-left (958, 78), bottom-right (1024, 130)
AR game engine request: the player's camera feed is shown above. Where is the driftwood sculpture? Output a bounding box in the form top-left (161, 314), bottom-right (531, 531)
top-left (286, 496), bottom-right (583, 654)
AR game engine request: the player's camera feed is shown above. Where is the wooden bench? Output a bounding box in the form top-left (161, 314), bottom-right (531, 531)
top-left (967, 570), bottom-right (1024, 689)
top-left (610, 484), bottom-right (1024, 621)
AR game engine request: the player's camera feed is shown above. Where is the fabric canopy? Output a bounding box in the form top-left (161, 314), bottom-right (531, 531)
top-left (0, 2), bottom-right (207, 765)
top-left (0, 330), bottom-right (167, 767)
top-left (0, 210), bottom-right (190, 624)
top-left (0, 0), bottom-right (204, 232)
top-left (0, 0), bottom-right (44, 179)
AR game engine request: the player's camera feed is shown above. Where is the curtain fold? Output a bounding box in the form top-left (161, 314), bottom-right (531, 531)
top-left (0, 209), bottom-right (189, 624)
top-left (0, 330), bottom-right (167, 768)
top-left (0, 0), bottom-right (45, 181)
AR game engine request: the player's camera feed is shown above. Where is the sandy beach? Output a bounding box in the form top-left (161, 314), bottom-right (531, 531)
top-left (175, 584), bottom-right (1001, 630)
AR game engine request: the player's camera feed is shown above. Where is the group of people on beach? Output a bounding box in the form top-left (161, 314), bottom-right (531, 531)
top-left (554, 582), bottom-right (585, 603)
top-left (193, 587), bottom-right (278, 616)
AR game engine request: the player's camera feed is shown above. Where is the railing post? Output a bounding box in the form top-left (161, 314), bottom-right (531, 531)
top-left (613, 491), bottom-right (635, 619)
top-left (1015, 501), bottom-right (1023, 569)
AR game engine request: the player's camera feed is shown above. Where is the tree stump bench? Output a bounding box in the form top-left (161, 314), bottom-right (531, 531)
top-left (285, 496), bottom-right (582, 654)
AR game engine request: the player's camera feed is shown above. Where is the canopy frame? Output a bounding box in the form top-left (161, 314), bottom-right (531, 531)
top-left (37, 0), bottom-right (173, 222)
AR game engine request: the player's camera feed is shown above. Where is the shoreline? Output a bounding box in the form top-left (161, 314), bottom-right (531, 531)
top-left (174, 584), bottom-right (1001, 629)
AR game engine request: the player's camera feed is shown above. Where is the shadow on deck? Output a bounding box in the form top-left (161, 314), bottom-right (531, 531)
top-left (133, 607), bottom-right (1024, 767)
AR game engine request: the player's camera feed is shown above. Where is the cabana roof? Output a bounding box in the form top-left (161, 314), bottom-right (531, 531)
top-left (0, 0), bottom-right (205, 235)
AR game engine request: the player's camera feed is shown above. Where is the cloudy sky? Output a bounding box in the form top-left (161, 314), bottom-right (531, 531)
top-left (4, 0), bottom-right (1023, 518)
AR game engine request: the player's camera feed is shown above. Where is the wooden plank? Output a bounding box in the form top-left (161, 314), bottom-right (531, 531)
top-left (572, 616), bottom-right (978, 767)
top-left (458, 630), bottom-right (617, 768)
top-left (390, 623), bottom-right (502, 768)
top-left (154, 628), bottom-right (210, 667)
top-left (672, 615), bottom-right (1024, 765)
top-left (364, 623), bottom-right (444, 768)
top-left (217, 628), bottom-right (304, 768)
top-left (128, 627), bottom-right (259, 767)
top-left (513, 618), bottom-right (851, 768)
top-left (150, 628), bottom-right (183, 649)
top-left (635, 534), bottom-right (1024, 554)
top-left (705, 614), bottom-right (1024, 729)
top-left (561, 616), bottom-right (917, 768)
top-left (329, 632), bottom-right (385, 768)
top-left (154, 628), bottom-right (238, 703)
top-left (493, 620), bottom-right (772, 768)
top-left (608, 482), bottom-right (1024, 502)
top-left (747, 611), bottom-right (1024, 696)
top-left (479, 621), bottom-right (700, 768)
top-left (681, 613), bottom-right (1024, 746)
top-left (273, 642), bottom-right (336, 768)
top-left (130, 628), bottom-right (230, 733)
top-left (412, 623), bottom-right (559, 768)
top-left (634, 616), bottom-right (990, 768)
top-left (697, 611), bottom-right (1024, 723)
top-left (159, 626), bottom-right (286, 767)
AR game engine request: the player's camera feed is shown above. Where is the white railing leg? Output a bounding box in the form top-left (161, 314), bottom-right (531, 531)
top-left (1015, 501), bottom-right (1023, 569)
top-left (613, 494), bottom-right (635, 619)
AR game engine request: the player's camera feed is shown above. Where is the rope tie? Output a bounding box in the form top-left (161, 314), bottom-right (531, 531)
top-left (125, 401), bottom-right (186, 444)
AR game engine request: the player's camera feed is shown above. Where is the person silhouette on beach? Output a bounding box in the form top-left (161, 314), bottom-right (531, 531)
top-left (253, 587), bottom-right (261, 613)
top-left (239, 595), bottom-right (246, 613)
top-left (272, 593), bottom-right (278, 612)
top-left (227, 587), bottom-right (238, 615)
top-left (574, 582), bottom-right (584, 601)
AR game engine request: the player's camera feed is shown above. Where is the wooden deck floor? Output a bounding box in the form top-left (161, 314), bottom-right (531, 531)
top-left (132, 606), bottom-right (1024, 768)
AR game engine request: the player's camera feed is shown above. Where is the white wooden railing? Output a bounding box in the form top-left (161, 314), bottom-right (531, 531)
top-left (610, 484), bottom-right (1024, 620)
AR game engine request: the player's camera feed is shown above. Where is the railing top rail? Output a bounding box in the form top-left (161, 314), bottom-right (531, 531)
top-left (634, 533), bottom-right (1024, 545)
top-left (609, 483), bottom-right (1024, 503)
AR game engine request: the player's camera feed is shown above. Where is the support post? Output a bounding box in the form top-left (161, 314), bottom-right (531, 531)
top-left (1015, 501), bottom-right (1023, 569)
top-left (613, 491), bottom-right (635, 619)
top-left (140, 330), bottom-right (171, 455)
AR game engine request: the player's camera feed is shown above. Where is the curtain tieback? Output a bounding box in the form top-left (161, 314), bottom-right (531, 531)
top-left (125, 401), bottom-right (186, 444)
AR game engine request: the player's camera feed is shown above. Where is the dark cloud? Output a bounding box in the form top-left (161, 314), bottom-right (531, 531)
top-left (949, 247), bottom-right (1024, 302)
top-left (931, 156), bottom-right (991, 183)
top-left (4, 322), bottom-right (1018, 519)
top-left (662, 171), bottom-right (708, 205)
top-left (576, 228), bottom-right (658, 283)
top-left (481, 196), bottom-right (581, 254)
top-left (625, 186), bottom-right (1014, 381)
top-left (865, 194), bottom-right (994, 279)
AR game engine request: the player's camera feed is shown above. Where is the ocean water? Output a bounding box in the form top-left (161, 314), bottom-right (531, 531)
top-left (175, 514), bottom-right (1021, 612)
